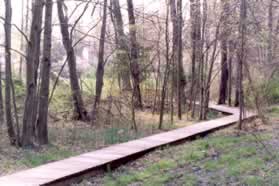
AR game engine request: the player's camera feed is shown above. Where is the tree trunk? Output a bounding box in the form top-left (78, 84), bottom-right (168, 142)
top-left (217, 0), bottom-right (230, 105)
top-left (4, 0), bottom-right (17, 145)
top-left (0, 63), bottom-right (4, 124)
top-left (217, 40), bottom-right (228, 104)
top-left (170, 0), bottom-right (186, 120)
top-left (159, 0), bottom-right (170, 129)
top-left (19, 0), bottom-right (24, 81)
top-left (190, 0), bottom-right (196, 112)
top-left (111, 0), bottom-right (132, 91)
top-left (37, 0), bottom-right (53, 145)
top-left (127, 0), bottom-right (143, 108)
top-left (234, 59), bottom-right (240, 107)
top-left (177, 0), bottom-right (184, 119)
top-left (204, 19), bottom-right (221, 119)
top-left (22, 0), bottom-right (44, 147)
top-left (190, 0), bottom-right (202, 117)
top-left (57, 0), bottom-right (88, 121)
top-left (267, 0), bottom-right (273, 64)
top-left (92, 0), bottom-right (108, 118)
top-left (228, 40), bottom-right (234, 106)
top-left (238, 0), bottom-right (247, 130)
top-left (199, 0), bottom-right (208, 120)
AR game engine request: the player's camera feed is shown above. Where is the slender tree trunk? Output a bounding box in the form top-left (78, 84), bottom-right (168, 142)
top-left (204, 21), bottom-right (221, 118)
top-left (19, 0), bottom-right (25, 81)
top-left (238, 0), bottom-right (247, 130)
top-left (57, 0), bottom-right (88, 121)
top-left (190, 0), bottom-right (196, 112)
top-left (4, 0), bottom-right (17, 145)
top-left (218, 40), bottom-right (228, 104)
top-left (127, 0), bottom-right (143, 108)
top-left (111, 0), bottom-right (132, 91)
top-left (153, 45), bottom-right (161, 114)
top-left (159, 0), bottom-right (170, 129)
top-left (218, 0), bottom-right (230, 105)
top-left (177, 0), bottom-right (184, 119)
top-left (199, 0), bottom-right (208, 120)
top-left (267, 0), bottom-right (273, 64)
top-left (37, 0), bottom-right (53, 145)
top-left (234, 61), bottom-right (240, 107)
top-left (92, 0), bottom-right (108, 117)
top-left (0, 64), bottom-right (3, 124)
top-left (22, 0), bottom-right (44, 147)
top-left (228, 41), bottom-right (234, 106)
top-left (190, 0), bottom-right (202, 118)
top-left (170, 0), bottom-right (186, 120)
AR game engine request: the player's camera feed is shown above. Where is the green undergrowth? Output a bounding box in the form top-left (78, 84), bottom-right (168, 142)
top-left (100, 132), bottom-right (278, 186)
top-left (268, 105), bottom-right (279, 118)
top-left (19, 146), bottom-right (75, 167)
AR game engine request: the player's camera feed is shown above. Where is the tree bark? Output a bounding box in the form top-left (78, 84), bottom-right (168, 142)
top-left (217, 0), bottom-right (230, 105)
top-left (57, 0), bottom-right (88, 121)
top-left (238, 0), bottom-right (247, 130)
top-left (217, 40), bottom-right (228, 104)
top-left (199, 0), bottom-right (208, 120)
top-left (228, 40), bottom-right (234, 106)
top-left (111, 0), bottom-right (132, 91)
top-left (22, 0), bottom-right (44, 147)
top-left (4, 0), bottom-right (17, 145)
top-left (190, 0), bottom-right (202, 117)
top-left (177, 0), bottom-right (184, 119)
top-left (0, 63), bottom-right (3, 124)
top-left (127, 0), bottom-right (143, 108)
top-left (92, 0), bottom-right (108, 118)
top-left (267, 0), bottom-right (274, 64)
top-left (37, 0), bottom-right (53, 145)
top-left (170, 0), bottom-right (186, 120)
top-left (159, 0), bottom-right (170, 129)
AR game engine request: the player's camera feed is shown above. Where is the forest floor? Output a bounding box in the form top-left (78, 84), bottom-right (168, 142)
top-left (74, 106), bottom-right (279, 186)
top-left (0, 106), bottom-right (209, 176)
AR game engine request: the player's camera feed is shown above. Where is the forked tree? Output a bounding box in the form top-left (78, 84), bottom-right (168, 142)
top-left (57, 0), bottom-right (89, 121)
top-left (36, 0), bottom-right (53, 145)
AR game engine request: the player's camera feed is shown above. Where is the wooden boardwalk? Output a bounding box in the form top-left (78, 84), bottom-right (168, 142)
top-left (0, 104), bottom-right (256, 186)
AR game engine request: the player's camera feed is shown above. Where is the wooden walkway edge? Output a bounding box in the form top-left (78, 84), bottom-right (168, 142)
top-left (0, 104), bottom-right (257, 186)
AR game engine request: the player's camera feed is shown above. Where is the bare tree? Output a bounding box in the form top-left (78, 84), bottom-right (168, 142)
top-left (111, 0), bottom-right (132, 91)
top-left (37, 0), bottom-right (53, 145)
top-left (228, 40), bottom-right (234, 106)
top-left (238, 0), bottom-right (247, 129)
top-left (22, 0), bottom-right (44, 147)
top-left (177, 0), bottom-right (185, 119)
top-left (159, 0), bottom-right (171, 129)
top-left (170, 0), bottom-right (186, 120)
top-left (127, 0), bottom-right (143, 108)
top-left (92, 0), bottom-right (108, 118)
top-left (4, 0), bottom-right (17, 145)
top-left (0, 63), bottom-right (3, 124)
top-left (57, 0), bottom-right (88, 121)
top-left (217, 0), bottom-right (230, 105)
top-left (198, 0), bottom-right (208, 120)
top-left (189, 0), bottom-right (202, 117)
top-left (267, 0), bottom-right (274, 64)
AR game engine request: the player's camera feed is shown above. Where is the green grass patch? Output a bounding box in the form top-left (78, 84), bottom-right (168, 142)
top-left (101, 131), bottom-right (276, 186)
top-left (242, 176), bottom-right (264, 186)
top-left (268, 106), bottom-right (279, 117)
top-left (179, 149), bottom-right (206, 165)
top-left (19, 147), bottom-right (74, 167)
top-left (104, 159), bottom-right (177, 186)
top-left (227, 157), bottom-right (264, 177)
top-left (204, 160), bottom-right (223, 171)
top-left (183, 174), bottom-right (198, 186)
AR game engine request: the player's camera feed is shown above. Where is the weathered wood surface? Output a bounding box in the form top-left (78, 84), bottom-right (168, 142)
top-left (0, 105), bottom-right (256, 186)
